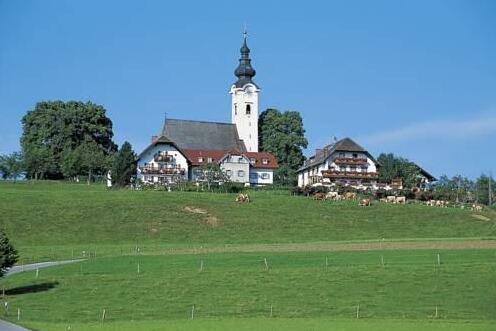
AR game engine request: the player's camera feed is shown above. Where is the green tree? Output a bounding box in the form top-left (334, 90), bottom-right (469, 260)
top-left (475, 174), bottom-right (495, 206)
top-left (0, 152), bottom-right (24, 181)
top-left (61, 147), bottom-right (84, 181)
top-left (21, 101), bottom-right (117, 179)
top-left (0, 230), bottom-right (18, 277)
top-left (77, 142), bottom-right (108, 185)
top-left (111, 141), bottom-right (137, 187)
top-left (258, 109), bottom-right (308, 185)
top-left (196, 163), bottom-right (230, 191)
top-left (377, 153), bottom-right (421, 188)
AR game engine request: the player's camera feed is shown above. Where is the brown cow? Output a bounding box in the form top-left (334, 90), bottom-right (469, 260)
top-left (344, 192), bottom-right (357, 200)
top-left (235, 193), bottom-right (250, 203)
top-left (313, 192), bottom-right (326, 201)
top-left (359, 198), bottom-right (372, 206)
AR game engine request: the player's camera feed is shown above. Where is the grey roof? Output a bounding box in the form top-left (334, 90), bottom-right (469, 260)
top-left (161, 118), bottom-right (247, 151)
top-left (297, 137), bottom-right (376, 172)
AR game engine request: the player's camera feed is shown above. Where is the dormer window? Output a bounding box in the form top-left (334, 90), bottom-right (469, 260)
top-left (262, 158), bottom-right (269, 165)
top-left (198, 157), bottom-right (203, 163)
top-left (207, 157), bottom-right (213, 163)
top-left (246, 104), bottom-right (251, 115)
top-left (249, 157), bottom-right (256, 164)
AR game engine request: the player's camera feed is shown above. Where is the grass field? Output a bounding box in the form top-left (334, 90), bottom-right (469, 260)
top-left (1, 181), bottom-right (495, 262)
top-left (0, 181), bottom-right (495, 330)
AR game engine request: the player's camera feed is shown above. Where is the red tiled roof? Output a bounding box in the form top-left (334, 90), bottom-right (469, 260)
top-left (243, 151), bottom-right (279, 169)
top-left (183, 149), bottom-right (278, 169)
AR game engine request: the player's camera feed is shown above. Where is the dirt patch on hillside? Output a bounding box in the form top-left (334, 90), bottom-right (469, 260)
top-left (183, 206), bottom-right (220, 228)
top-left (161, 239), bottom-right (496, 255)
top-left (471, 214), bottom-right (491, 221)
top-left (184, 206), bottom-right (208, 215)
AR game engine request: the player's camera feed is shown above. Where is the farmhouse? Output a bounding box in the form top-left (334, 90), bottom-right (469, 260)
top-left (297, 137), bottom-right (380, 188)
top-left (137, 34), bottom-right (278, 186)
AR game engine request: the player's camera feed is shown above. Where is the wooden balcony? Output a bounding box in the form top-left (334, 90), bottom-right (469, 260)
top-left (153, 154), bottom-right (174, 163)
top-left (333, 157), bottom-right (368, 165)
top-left (139, 167), bottom-right (185, 175)
top-left (322, 170), bottom-right (379, 179)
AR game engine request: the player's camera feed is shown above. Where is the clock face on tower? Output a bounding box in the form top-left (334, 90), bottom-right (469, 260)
top-left (244, 85), bottom-right (254, 95)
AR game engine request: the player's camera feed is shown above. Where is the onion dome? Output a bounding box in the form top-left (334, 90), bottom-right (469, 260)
top-left (234, 33), bottom-right (257, 88)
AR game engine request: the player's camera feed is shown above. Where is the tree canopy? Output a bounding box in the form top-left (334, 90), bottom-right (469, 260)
top-left (111, 141), bottom-right (137, 187)
top-left (0, 152), bottom-right (24, 181)
top-left (377, 153), bottom-right (421, 188)
top-left (0, 230), bottom-right (18, 277)
top-left (258, 109), bottom-right (308, 185)
top-left (21, 101), bottom-right (117, 180)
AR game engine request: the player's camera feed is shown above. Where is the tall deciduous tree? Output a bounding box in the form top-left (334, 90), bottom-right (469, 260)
top-left (111, 141), bottom-right (137, 187)
top-left (0, 230), bottom-right (18, 277)
top-left (21, 101), bottom-right (117, 179)
top-left (258, 109), bottom-right (308, 185)
top-left (377, 153), bottom-right (421, 188)
top-left (0, 152), bottom-right (24, 181)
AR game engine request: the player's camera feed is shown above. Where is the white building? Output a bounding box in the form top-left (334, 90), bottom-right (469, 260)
top-left (137, 34), bottom-right (278, 185)
top-left (297, 138), bottom-right (379, 188)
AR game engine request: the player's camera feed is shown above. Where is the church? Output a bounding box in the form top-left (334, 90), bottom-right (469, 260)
top-left (136, 35), bottom-right (278, 186)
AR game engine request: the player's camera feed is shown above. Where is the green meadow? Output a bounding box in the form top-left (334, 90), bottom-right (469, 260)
top-left (0, 181), bottom-right (495, 330)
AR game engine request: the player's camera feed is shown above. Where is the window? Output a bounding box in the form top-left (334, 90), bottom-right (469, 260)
top-left (198, 157), bottom-right (203, 163)
top-left (234, 104), bottom-right (237, 115)
top-left (246, 104), bottom-right (251, 115)
top-left (261, 173), bottom-right (270, 179)
top-left (350, 166), bottom-right (356, 172)
top-left (225, 170), bottom-right (232, 177)
top-left (340, 166), bottom-right (346, 172)
top-left (207, 157), bottom-right (213, 163)
top-left (249, 157), bottom-right (256, 164)
top-left (262, 158), bottom-right (269, 165)
top-left (339, 152), bottom-right (345, 158)
top-left (238, 170), bottom-right (245, 177)
top-left (250, 172), bottom-right (258, 179)
top-left (238, 157), bottom-right (244, 163)
top-left (352, 153), bottom-right (358, 158)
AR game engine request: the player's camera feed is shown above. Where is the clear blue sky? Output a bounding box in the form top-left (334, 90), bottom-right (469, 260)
top-left (1, 0), bottom-right (495, 178)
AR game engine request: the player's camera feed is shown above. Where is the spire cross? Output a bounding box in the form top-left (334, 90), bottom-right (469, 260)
top-left (243, 24), bottom-right (248, 39)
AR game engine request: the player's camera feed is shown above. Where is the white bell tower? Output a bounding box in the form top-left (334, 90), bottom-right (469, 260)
top-left (230, 31), bottom-right (259, 152)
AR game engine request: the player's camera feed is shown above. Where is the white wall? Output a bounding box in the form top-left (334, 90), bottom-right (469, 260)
top-left (249, 168), bottom-right (273, 185)
top-left (220, 154), bottom-right (250, 183)
top-left (230, 83), bottom-right (259, 152)
top-left (137, 143), bottom-right (189, 183)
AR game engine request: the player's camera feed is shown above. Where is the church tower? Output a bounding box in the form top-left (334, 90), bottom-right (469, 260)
top-left (230, 32), bottom-right (259, 152)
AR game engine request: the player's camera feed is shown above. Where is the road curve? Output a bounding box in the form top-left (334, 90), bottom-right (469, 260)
top-left (6, 259), bottom-right (85, 276)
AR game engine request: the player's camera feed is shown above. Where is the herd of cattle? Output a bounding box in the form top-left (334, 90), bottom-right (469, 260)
top-left (311, 191), bottom-right (485, 211)
top-left (235, 191), bottom-right (485, 211)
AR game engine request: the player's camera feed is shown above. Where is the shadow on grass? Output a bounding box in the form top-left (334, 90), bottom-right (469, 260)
top-left (6, 282), bottom-right (59, 296)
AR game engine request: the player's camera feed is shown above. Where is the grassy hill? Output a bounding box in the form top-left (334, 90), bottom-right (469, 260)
top-left (0, 181), bottom-right (495, 331)
top-left (1, 181), bottom-right (495, 262)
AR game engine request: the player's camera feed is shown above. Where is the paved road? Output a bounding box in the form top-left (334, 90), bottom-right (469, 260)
top-left (0, 319), bottom-right (32, 331)
top-left (6, 259), bottom-right (85, 276)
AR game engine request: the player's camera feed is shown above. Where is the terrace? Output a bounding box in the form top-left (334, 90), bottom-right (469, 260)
top-left (333, 157), bottom-right (368, 165)
top-left (139, 166), bottom-right (185, 175)
top-left (322, 170), bottom-right (379, 179)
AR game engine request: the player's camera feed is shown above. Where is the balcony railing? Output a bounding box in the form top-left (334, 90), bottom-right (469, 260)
top-left (321, 170), bottom-right (379, 179)
top-left (139, 167), bottom-right (185, 175)
top-left (333, 157), bottom-right (368, 165)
